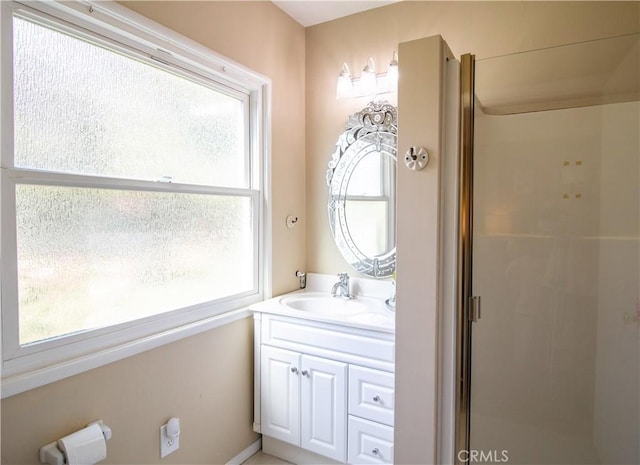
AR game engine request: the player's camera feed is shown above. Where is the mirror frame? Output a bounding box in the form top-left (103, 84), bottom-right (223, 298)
top-left (326, 101), bottom-right (397, 278)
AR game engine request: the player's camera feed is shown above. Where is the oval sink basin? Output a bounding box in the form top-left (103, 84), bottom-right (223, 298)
top-left (279, 293), bottom-right (367, 315)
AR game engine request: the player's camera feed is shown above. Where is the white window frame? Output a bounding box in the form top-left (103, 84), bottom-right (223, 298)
top-left (0, 0), bottom-right (272, 397)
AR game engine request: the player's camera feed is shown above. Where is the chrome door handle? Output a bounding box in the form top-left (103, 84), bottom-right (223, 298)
top-left (469, 295), bottom-right (481, 322)
top-left (290, 367), bottom-right (298, 374)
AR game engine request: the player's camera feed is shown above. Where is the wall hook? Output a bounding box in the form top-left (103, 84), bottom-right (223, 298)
top-left (404, 146), bottom-right (429, 171)
top-left (286, 215), bottom-right (299, 229)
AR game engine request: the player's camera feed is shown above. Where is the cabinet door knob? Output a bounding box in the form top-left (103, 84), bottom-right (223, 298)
top-left (290, 367), bottom-right (298, 374)
top-left (373, 395), bottom-right (381, 402)
top-left (372, 448), bottom-right (380, 455)
top-left (301, 370), bottom-right (309, 377)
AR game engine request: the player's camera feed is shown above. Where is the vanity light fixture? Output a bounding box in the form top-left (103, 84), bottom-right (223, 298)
top-left (336, 52), bottom-right (398, 100)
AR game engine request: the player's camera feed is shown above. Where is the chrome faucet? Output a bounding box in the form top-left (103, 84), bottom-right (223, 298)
top-left (331, 273), bottom-right (355, 299)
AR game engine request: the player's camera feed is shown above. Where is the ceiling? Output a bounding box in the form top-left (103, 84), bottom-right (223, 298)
top-left (273, 1), bottom-right (398, 27)
top-left (475, 33), bottom-right (639, 114)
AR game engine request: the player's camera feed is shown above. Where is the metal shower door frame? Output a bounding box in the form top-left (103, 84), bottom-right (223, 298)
top-left (455, 52), bottom-right (476, 465)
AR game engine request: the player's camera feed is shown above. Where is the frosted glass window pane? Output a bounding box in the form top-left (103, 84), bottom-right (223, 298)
top-left (13, 17), bottom-right (247, 188)
top-left (16, 185), bottom-right (254, 345)
top-left (344, 200), bottom-right (390, 257)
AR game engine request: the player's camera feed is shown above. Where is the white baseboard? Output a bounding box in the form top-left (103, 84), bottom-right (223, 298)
top-left (262, 436), bottom-right (342, 465)
top-left (226, 438), bottom-right (262, 465)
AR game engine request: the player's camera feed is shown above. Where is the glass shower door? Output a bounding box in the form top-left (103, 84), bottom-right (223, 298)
top-left (469, 34), bottom-right (640, 465)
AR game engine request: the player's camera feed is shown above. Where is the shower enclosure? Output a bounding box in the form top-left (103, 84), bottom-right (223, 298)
top-left (457, 35), bottom-right (639, 464)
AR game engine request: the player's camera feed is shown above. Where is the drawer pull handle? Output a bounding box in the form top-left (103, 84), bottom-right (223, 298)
top-left (291, 367), bottom-right (298, 374)
top-left (373, 395), bottom-right (381, 402)
top-left (372, 448), bottom-right (380, 455)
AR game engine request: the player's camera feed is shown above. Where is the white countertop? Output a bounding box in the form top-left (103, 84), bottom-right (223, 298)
top-left (250, 289), bottom-right (395, 334)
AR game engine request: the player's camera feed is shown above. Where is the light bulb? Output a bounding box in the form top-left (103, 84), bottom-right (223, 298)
top-left (336, 62), bottom-right (353, 99)
top-left (360, 57), bottom-right (377, 96)
top-left (387, 51), bottom-right (398, 90)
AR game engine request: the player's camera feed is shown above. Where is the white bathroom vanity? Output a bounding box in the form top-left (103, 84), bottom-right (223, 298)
top-left (251, 274), bottom-right (395, 465)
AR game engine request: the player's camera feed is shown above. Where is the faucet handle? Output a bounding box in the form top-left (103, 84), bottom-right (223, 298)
top-left (338, 272), bottom-right (349, 284)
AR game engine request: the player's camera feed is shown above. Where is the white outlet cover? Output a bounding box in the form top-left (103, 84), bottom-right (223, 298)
top-left (160, 424), bottom-right (180, 458)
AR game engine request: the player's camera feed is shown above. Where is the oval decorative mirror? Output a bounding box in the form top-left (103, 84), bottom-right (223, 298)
top-left (327, 101), bottom-right (397, 278)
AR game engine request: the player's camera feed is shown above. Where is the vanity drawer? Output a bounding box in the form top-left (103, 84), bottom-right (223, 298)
top-left (349, 365), bottom-right (394, 426)
top-left (261, 314), bottom-right (395, 372)
top-left (347, 416), bottom-right (393, 465)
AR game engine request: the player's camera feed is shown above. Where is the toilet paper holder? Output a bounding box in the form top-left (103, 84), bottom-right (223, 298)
top-left (39, 420), bottom-right (111, 465)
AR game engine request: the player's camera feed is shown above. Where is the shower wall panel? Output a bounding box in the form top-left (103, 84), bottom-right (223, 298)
top-left (470, 101), bottom-right (639, 465)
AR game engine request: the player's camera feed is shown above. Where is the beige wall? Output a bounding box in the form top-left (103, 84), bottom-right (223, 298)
top-left (305, 0), bottom-right (640, 276)
top-left (1, 2), bottom-right (305, 464)
top-left (2, 319), bottom-right (256, 465)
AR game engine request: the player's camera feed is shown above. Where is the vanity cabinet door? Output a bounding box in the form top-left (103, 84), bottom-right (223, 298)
top-left (301, 354), bottom-right (348, 463)
top-left (261, 346), bottom-right (301, 445)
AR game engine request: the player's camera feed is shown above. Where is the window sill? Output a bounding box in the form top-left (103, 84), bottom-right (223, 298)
top-left (1, 307), bottom-right (252, 398)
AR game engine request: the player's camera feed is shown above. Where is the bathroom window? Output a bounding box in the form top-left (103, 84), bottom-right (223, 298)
top-left (1, 1), bottom-right (268, 393)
